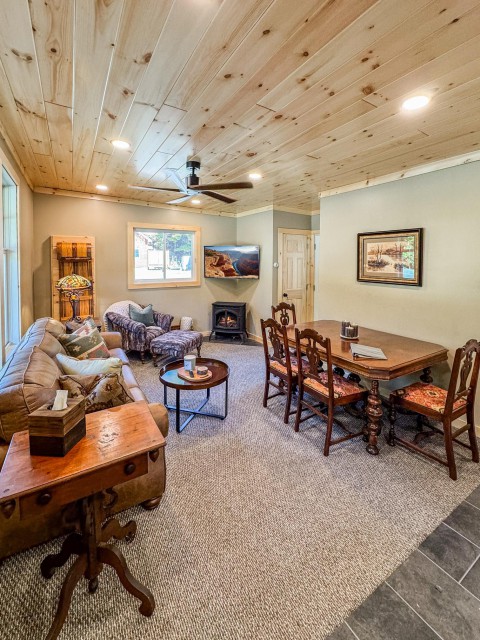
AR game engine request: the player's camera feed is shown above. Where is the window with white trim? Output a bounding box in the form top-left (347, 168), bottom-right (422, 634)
top-left (128, 223), bottom-right (201, 289)
top-left (1, 164), bottom-right (20, 362)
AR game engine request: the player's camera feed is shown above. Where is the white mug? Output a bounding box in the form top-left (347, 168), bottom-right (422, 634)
top-left (184, 355), bottom-right (196, 371)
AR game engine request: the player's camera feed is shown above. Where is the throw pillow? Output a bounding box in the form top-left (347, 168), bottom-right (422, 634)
top-left (56, 353), bottom-right (123, 376)
top-left (58, 319), bottom-right (110, 360)
top-left (129, 304), bottom-right (155, 326)
top-left (59, 373), bottom-right (134, 413)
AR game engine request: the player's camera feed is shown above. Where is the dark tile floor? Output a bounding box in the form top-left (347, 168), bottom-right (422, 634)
top-left (328, 485), bottom-right (480, 640)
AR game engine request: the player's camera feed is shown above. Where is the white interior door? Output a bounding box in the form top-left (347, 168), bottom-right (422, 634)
top-left (279, 232), bottom-right (311, 323)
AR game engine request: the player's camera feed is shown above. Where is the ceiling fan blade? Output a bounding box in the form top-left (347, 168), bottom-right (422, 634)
top-left (165, 168), bottom-right (188, 192)
top-left (166, 195), bottom-right (195, 205)
top-left (201, 191), bottom-right (236, 204)
top-left (128, 185), bottom-right (182, 192)
top-left (195, 182), bottom-right (253, 191)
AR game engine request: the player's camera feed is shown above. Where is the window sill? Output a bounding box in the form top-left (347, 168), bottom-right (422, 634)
top-left (128, 280), bottom-right (201, 289)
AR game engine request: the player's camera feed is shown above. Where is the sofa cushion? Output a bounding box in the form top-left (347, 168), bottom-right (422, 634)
top-left (129, 303), bottom-right (155, 326)
top-left (0, 346), bottom-right (61, 442)
top-left (59, 373), bottom-right (135, 413)
top-left (56, 353), bottom-right (123, 376)
top-left (109, 348), bottom-right (130, 365)
top-left (58, 320), bottom-right (110, 360)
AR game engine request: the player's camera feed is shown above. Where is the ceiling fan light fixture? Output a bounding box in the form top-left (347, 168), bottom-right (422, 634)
top-left (191, 199), bottom-right (201, 205)
top-left (401, 95), bottom-right (430, 111)
top-left (111, 139), bottom-right (130, 150)
top-left (248, 173), bottom-right (262, 180)
top-left (95, 184), bottom-right (108, 191)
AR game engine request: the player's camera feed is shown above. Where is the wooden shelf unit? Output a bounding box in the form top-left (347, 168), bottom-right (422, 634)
top-left (51, 235), bottom-right (96, 323)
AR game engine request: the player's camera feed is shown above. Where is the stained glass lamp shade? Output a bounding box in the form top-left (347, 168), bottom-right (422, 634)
top-left (55, 274), bottom-right (92, 322)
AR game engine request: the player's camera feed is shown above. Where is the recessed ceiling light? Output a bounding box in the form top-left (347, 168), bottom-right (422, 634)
top-left (401, 95), bottom-right (430, 111)
top-left (96, 184), bottom-right (108, 191)
top-left (191, 199), bottom-right (201, 205)
top-left (248, 173), bottom-right (262, 180)
top-left (111, 139), bottom-right (130, 150)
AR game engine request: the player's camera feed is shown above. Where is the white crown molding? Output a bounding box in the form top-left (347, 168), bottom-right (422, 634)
top-left (234, 205), bottom-right (317, 218)
top-left (33, 187), bottom-right (237, 217)
top-left (319, 151), bottom-right (480, 198)
top-left (32, 187), bottom-right (318, 218)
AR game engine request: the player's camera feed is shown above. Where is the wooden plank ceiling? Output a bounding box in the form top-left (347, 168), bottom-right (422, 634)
top-left (0, 0), bottom-right (480, 214)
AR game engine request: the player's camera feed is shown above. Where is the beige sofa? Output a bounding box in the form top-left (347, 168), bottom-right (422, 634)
top-left (0, 317), bottom-right (168, 559)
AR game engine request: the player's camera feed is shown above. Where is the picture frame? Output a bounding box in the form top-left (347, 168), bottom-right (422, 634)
top-left (357, 228), bottom-right (423, 286)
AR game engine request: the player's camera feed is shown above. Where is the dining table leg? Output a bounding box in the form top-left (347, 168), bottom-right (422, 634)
top-left (366, 379), bottom-right (383, 455)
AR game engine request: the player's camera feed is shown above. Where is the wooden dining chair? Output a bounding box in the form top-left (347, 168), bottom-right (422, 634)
top-left (261, 317), bottom-right (303, 424)
top-left (294, 328), bottom-right (368, 455)
top-left (271, 302), bottom-right (296, 327)
top-left (388, 339), bottom-right (480, 480)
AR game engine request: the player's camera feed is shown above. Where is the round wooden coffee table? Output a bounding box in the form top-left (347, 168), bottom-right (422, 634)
top-left (159, 358), bottom-right (229, 433)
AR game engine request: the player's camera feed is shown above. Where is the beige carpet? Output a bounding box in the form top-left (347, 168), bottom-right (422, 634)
top-left (1, 341), bottom-right (479, 640)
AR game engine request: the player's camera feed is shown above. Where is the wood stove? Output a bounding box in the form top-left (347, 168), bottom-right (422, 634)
top-left (210, 301), bottom-right (247, 344)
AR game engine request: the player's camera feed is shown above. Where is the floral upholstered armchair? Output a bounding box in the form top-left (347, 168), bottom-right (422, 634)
top-left (104, 300), bottom-right (174, 363)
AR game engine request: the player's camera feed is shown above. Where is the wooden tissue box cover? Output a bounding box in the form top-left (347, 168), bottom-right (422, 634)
top-left (28, 397), bottom-right (86, 457)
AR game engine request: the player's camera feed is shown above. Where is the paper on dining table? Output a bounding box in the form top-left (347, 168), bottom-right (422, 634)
top-left (52, 389), bottom-right (69, 410)
top-left (350, 344), bottom-right (387, 360)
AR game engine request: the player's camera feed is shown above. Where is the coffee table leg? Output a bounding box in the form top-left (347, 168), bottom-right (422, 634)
top-left (224, 379), bottom-right (228, 417)
top-left (163, 383), bottom-right (167, 405)
top-left (176, 389), bottom-right (181, 433)
top-left (366, 380), bottom-right (382, 455)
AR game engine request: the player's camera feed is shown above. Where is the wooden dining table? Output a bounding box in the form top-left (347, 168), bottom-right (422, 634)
top-left (286, 320), bottom-right (448, 456)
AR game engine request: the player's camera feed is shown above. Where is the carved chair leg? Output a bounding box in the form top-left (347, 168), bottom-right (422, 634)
top-left (197, 346), bottom-right (201, 357)
top-left (443, 418), bottom-right (457, 481)
top-left (284, 379), bottom-right (293, 424)
top-left (97, 544), bottom-right (155, 617)
top-left (152, 354), bottom-right (158, 367)
top-left (467, 406), bottom-right (479, 463)
top-left (294, 386), bottom-right (304, 433)
top-left (41, 533), bottom-right (84, 579)
top-left (323, 409), bottom-right (334, 457)
top-left (263, 372), bottom-right (270, 408)
top-left (140, 350), bottom-right (145, 364)
top-left (45, 554), bottom-right (87, 640)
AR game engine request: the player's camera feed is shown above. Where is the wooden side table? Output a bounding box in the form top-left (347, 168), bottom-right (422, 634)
top-left (159, 358), bottom-right (229, 433)
top-left (0, 401), bottom-right (165, 640)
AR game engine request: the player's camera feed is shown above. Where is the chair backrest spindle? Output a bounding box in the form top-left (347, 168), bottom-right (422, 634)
top-left (272, 302), bottom-right (297, 327)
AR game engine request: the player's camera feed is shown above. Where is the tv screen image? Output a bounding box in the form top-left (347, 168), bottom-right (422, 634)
top-left (204, 245), bottom-right (260, 279)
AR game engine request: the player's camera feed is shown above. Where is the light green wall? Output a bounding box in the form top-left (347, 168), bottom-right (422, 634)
top-left (236, 210), bottom-right (273, 337)
top-left (32, 193), bottom-right (237, 332)
top-left (0, 135), bottom-right (34, 331)
top-left (272, 209), bottom-right (312, 303)
top-left (315, 160), bottom-right (480, 417)
top-left (31, 199), bottom-right (318, 338)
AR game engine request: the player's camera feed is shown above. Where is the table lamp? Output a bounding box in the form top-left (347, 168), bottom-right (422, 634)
top-left (55, 274), bottom-right (92, 322)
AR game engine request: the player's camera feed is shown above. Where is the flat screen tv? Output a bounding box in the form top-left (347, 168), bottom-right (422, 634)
top-left (204, 245), bottom-right (260, 279)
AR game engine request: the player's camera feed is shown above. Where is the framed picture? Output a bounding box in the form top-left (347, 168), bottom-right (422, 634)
top-left (357, 228), bottom-right (423, 286)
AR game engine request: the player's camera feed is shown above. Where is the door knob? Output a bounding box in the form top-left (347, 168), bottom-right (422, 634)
top-left (282, 293), bottom-right (288, 298)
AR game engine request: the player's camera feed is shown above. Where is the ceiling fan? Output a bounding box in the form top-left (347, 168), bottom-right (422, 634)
top-left (129, 160), bottom-right (253, 204)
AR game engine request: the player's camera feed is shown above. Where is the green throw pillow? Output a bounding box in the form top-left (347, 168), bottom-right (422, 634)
top-left (58, 318), bottom-right (110, 360)
top-left (56, 353), bottom-right (123, 376)
top-left (59, 373), bottom-right (134, 413)
top-left (129, 304), bottom-right (155, 326)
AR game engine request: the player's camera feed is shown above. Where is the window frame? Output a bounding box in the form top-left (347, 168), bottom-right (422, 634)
top-left (127, 222), bottom-right (201, 289)
top-left (0, 147), bottom-right (21, 364)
